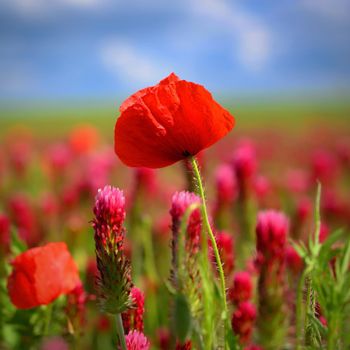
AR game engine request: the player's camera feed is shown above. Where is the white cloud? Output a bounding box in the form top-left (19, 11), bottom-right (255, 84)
top-left (238, 28), bottom-right (271, 70)
top-left (100, 39), bottom-right (171, 86)
top-left (188, 0), bottom-right (272, 71)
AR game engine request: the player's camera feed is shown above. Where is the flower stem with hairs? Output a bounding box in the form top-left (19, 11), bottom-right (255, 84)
top-left (190, 157), bottom-right (229, 344)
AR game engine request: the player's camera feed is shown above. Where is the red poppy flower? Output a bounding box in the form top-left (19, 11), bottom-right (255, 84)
top-left (7, 242), bottom-right (80, 309)
top-left (114, 73), bottom-right (235, 168)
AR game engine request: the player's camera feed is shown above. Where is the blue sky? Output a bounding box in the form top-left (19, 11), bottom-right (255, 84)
top-left (0, 0), bottom-right (350, 102)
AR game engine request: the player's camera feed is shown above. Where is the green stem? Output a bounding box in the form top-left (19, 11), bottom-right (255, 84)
top-left (304, 275), bottom-right (315, 347)
top-left (142, 218), bottom-right (159, 333)
top-left (142, 217), bottom-right (158, 283)
top-left (43, 303), bottom-right (53, 336)
top-left (116, 313), bottom-right (127, 350)
top-left (296, 270), bottom-right (307, 350)
top-left (190, 157), bottom-right (228, 336)
top-left (327, 314), bottom-right (339, 350)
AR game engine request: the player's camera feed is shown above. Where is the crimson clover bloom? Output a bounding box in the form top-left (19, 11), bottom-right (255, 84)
top-left (228, 271), bottom-right (253, 306)
top-left (92, 185), bottom-right (132, 314)
top-left (256, 210), bottom-right (288, 270)
top-left (170, 191), bottom-right (202, 271)
top-left (255, 210), bottom-right (289, 349)
top-left (231, 301), bottom-right (257, 344)
top-left (214, 231), bottom-right (235, 276)
top-left (122, 287), bottom-right (145, 333)
top-left (125, 330), bottom-right (150, 350)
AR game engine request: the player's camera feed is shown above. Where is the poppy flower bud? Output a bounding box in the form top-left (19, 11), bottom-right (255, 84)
top-left (231, 301), bottom-right (257, 344)
top-left (92, 186), bottom-right (132, 314)
top-left (228, 271), bottom-right (253, 305)
top-left (125, 330), bottom-right (150, 350)
top-left (122, 287), bottom-right (145, 333)
top-left (7, 242), bottom-right (80, 309)
top-left (114, 73), bottom-right (234, 168)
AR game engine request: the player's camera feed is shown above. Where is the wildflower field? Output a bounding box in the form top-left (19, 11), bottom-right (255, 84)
top-left (0, 78), bottom-right (350, 350)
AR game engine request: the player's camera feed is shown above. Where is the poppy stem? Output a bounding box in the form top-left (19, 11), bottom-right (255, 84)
top-left (43, 303), bottom-right (53, 336)
top-left (190, 157), bottom-right (228, 324)
top-left (115, 313), bottom-right (127, 350)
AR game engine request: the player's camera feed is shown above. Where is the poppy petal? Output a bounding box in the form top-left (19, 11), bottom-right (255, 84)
top-left (7, 242), bottom-right (80, 309)
top-left (114, 73), bottom-right (234, 168)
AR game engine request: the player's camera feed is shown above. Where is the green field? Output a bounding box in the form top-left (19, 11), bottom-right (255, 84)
top-left (1, 99), bottom-right (350, 140)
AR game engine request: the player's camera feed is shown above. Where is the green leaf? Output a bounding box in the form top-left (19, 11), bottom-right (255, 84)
top-left (174, 293), bottom-right (191, 343)
top-left (291, 240), bottom-right (308, 260)
top-left (309, 313), bottom-right (326, 339)
top-left (225, 320), bottom-right (239, 350)
top-left (320, 229), bottom-right (344, 252)
top-left (163, 279), bottom-right (177, 296)
top-left (10, 230), bottom-right (27, 256)
top-left (340, 238), bottom-right (350, 278)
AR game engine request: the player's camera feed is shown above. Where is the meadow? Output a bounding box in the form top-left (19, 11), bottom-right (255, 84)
top-left (0, 97), bottom-right (350, 350)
